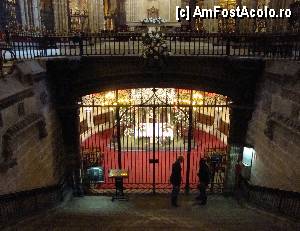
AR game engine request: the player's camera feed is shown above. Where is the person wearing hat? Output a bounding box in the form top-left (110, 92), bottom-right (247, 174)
top-left (170, 155), bottom-right (184, 207)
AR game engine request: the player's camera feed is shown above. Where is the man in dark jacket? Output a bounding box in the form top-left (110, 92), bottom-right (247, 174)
top-left (170, 155), bottom-right (184, 207)
top-left (196, 158), bottom-right (210, 205)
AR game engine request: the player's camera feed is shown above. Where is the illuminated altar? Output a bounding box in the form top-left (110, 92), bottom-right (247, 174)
top-left (133, 123), bottom-right (174, 141)
top-left (146, 24), bottom-right (163, 33)
top-left (80, 88), bottom-right (230, 148)
top-left (140, 7), bottom-right (166, 32)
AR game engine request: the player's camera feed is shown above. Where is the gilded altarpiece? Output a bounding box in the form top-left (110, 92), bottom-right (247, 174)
top-left (125, 0), bottom-right (182, 23)
top-left (68, 0), bottom-right (104, 32)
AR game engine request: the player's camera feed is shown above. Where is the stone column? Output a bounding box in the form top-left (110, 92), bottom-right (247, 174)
top-left (202, 0), bottom-right (218, 32)
top-left (88, 0), bottom-right (105, 33)
top-left (54, 0), bottom-right (62, 32)
top-left (127, 0), bottom-right (143, 23)
top-left (108, 0), bottom-right (126, 29)
top-left (47, 59), bottom-right (83, 195)
top-left (23, 0), bottom-right (30, 27)
top-left (32, 0), bottom-right (41, 28)
top-left (18, 0), bottom-right (27, 26)
top-left (110, 0), bottom-right (117, 13)
top-left (170, 0), bottom-right (182, 22)
top-left (58, 0), bottom-right (63, 32)
top-left (180, 0), bottom-right (189, 27)
top-left (117, 0), bottom-right (126, 26)
top-left (237, 0), bottom-right (254, 33)
top-left (88, 0), bottom-right (93, 32)
top-left (94, 0), bottom-right (105, 31)
top-left (125, 0), bottom-right (130, 22)
top-left (52, 0), bottom-right (69, 34)
top-left (52, 0), bottom-right (59, 32)
top-left (235, 0), bottom-right (242, 33)
top-left (109, 0), bottom-right (116, 30)
top-left (269, 0), bottom-right (294, 32)
top-left (125, 0), bottom-right (134, 23)
top-left (62, 0), bottom-right (69, 33)
top-left (189, 0), bottom-right (197, 30)
top-left (99, 0), bottom-right (105, 30)
top-left (58, 105), bottom-right (82, 195)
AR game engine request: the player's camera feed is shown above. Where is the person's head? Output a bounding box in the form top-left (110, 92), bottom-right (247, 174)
top-left (200, 158), bottom-right (206, 166)
top-left (177, 155), bottom-right (184, 163)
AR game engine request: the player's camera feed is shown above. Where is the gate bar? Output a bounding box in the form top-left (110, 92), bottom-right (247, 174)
top-left (152, 106), bottom-right (156, 194)
top-left (185, 106), bottom-right (193, 194)
top-left (116, 106), bottom-right (122, 169)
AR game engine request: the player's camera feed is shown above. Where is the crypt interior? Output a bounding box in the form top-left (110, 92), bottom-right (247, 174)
top-left (0, 0), bottom-right (300, 230)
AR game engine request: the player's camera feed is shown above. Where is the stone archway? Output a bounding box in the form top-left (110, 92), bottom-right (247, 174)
top-left (46, 55), bottom-right (264, 192)
top-left (79, 88), bottom-right (231, 193)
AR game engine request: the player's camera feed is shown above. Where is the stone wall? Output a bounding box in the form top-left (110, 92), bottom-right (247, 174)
top-left (0, 61), bottom-right (65, 195)
top-left (246, 60), bottom-right (300, 193)
top-left (1, 57), bottom-right (298, 196)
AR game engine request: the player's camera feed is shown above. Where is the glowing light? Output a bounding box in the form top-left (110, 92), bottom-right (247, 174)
top-left (193, 93), bottom-right (203, 99)
top-left (80, 88), bottom-right (228, 106)
top-left (243, 147), bottom-right (255, 166)
top-left (84, 107), bottom-right (92, 112)
top-left (105, 91), bottom-right (115, 99)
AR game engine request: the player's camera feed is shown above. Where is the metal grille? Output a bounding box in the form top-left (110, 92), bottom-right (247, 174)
top-left (79, 88), bottom-right (230, 194)
top-left (3, 33), bottom-right (299, 61)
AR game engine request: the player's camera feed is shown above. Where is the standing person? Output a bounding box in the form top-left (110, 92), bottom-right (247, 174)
top-left (170, 155), bottom-right (184, 207)
top-left (235, 159), bottom-right (243, 203)
top-left (196, 158), bottom-right (210, 205)
top-left (235, 159), bottom-right (243, 190)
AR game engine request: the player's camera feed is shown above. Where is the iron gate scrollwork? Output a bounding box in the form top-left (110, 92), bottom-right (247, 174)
top-left (79, 88), bottom-right (230, 194)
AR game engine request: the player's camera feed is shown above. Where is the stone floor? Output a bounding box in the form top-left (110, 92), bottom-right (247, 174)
top-left (4, 194), bottom-right (299, 231)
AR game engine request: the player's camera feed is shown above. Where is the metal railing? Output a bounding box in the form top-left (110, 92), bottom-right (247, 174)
top-left (240, 178), bottom-right (300, 219)
top-left (1, 32), bottom-right (299, 78)
top-left (2, 32), bottom-right (299, 60)
top-left (0, 183), bottom-right (65, 227)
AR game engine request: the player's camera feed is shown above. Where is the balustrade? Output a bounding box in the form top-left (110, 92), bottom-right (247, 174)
top-left (1, 32), bottom-right (299, 78)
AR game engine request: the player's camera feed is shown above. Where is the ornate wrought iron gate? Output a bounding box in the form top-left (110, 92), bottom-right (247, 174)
top-left (79, 88), bottom-right (230, 193)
